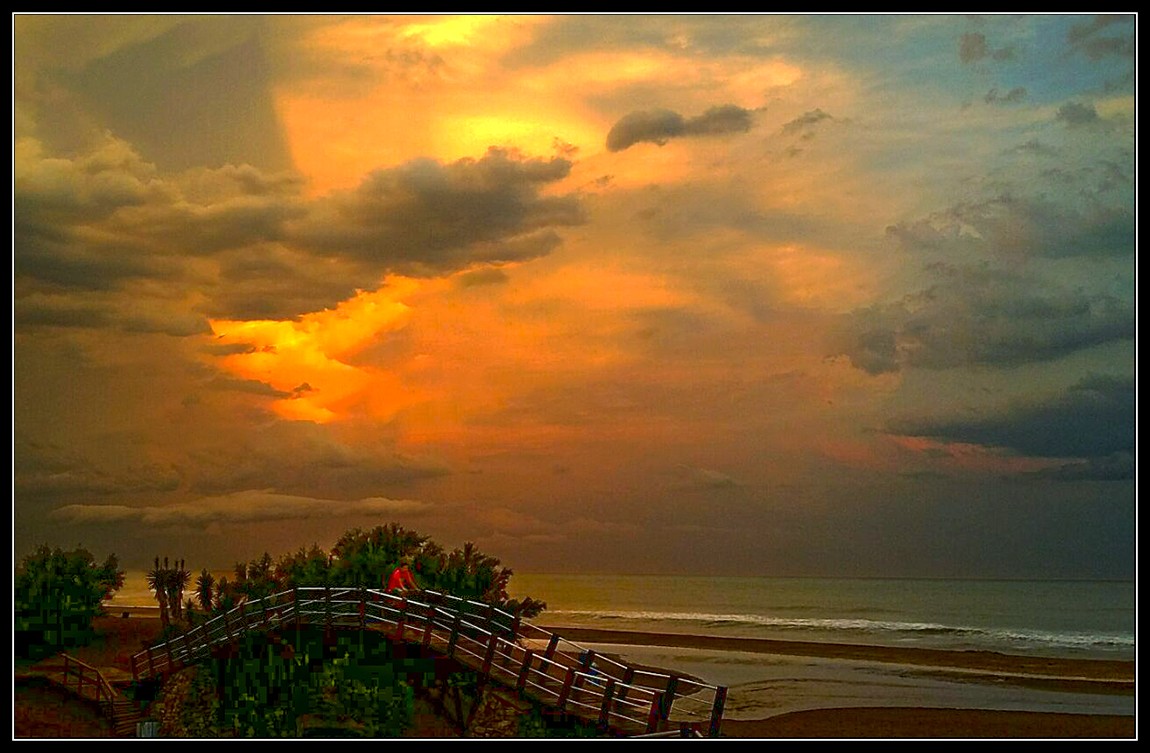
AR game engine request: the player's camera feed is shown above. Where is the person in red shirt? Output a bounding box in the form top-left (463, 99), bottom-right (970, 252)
top-left (385, 557), bottom-right (418, 594)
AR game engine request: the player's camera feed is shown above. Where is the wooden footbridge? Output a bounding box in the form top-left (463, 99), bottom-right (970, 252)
top-left (130, 587), bottom-right (728, 737)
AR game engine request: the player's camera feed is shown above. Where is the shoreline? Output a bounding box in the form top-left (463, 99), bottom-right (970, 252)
top-left (535, 625), bottom-right (1135, 683)
top-left (21, 615), bottom-right (1135, 739)
top-left (98, 609), bottom-right (1135, 684)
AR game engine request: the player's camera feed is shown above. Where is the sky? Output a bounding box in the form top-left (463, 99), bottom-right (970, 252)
top-left (12, 14), bottom-right (1137, 579)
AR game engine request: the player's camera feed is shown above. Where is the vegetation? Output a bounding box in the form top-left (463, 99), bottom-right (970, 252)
top-left (156, 523), bottom-right (546, 628)
top-left (146, 556), bottom-right (191, 628)
top-left (141, 523), bottom-right (547, 737)
top-left (155, 627), bottom-right (421, 738)
top-left (14, 545), bottom-right (124, 659)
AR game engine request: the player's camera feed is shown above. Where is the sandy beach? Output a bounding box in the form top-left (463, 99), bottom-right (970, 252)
top-left (535, 625), bottom-right (1135, 739)
top-left (15, 614), bottom-right (1135, 739)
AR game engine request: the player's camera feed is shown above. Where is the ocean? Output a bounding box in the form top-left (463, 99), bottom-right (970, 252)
top-left (506, 574), bottom-right (1137, 721)
top-left (507, 574), bottom-right (1136, 662)
top-left (107, 571), bottom-right (1134, 721)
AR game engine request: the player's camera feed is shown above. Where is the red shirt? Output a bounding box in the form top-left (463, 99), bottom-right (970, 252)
top-left (386, 565), bottom-right (417, 593)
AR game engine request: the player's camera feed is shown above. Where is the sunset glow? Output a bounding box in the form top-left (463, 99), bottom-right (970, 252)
top-left (15, 14), bottom-right (1135, 579)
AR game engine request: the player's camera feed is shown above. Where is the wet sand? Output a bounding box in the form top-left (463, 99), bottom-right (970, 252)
top-left (719, 708), bottom-right (1135, 739)
top-left (538, 625), bottom-right (1135, 739)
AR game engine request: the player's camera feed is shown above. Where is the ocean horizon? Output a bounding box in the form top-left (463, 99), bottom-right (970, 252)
top-left (107, 571), bottom-right (1134, 662)
top-left (103, 570), bottom-right (1135, 721)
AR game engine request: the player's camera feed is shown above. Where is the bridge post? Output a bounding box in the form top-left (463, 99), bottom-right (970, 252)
top-left (597, 678), bottom-right (617, 732)
top-left (358, 586), bottom-right (367, 630)
top-left (509, 614), bottom-right (520, 639)
top-left (543, 633), bottom-right (560, 661)
top-left (516, 649), bottom-right (535, 691)
top-left (557, 666), bottom-right (577, 712)
top-left (646, 692), bottom-right (665, 734)
top-left (421, 598), bottom-right (436, 648)
top-left (290, 587), bottom-right (299, 631)
top-left (324, 585), bottom-right (333, 630)
top-left (575, 649), bottom-right (595, 691)
top-left (394, 596), bottom-right (408, 642)
top-left (146, 646), bottom-right (156, 679)
top-left (660, 675), bottom-right (678, 722)
top-left (708, 686), bottom-right (727, 738)
top-left (617, 667), bottom-right (634, 701)
top-left (447, 611), bottom-right (463, 657)
top-left (222, 607), bottom-right (234, 644)
top-left (480, 630), bottom-right (498, 677)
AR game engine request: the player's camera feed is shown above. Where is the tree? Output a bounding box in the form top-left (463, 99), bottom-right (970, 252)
top-left (330, 524), bottom-right (439, 588)
top-left (275, 544), bottom-right (333, 588)
top-left (15, 545), bottom-right (124, 659)
top-left (233, 552), bottom-right (281, 601)
top-left (195, 569), bottom-right (215, 612)
top-left (328, 524), bottom-right (545, 618)
top-left (430, 541), bottom-right (545, 619)
top-left (147, 556), bottom-right (192, 627)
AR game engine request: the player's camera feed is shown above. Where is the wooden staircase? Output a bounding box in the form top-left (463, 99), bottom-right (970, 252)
top-left (29, 654), bottom-right (145, 737)
top-left (131, 587), bottom-right (728, 737)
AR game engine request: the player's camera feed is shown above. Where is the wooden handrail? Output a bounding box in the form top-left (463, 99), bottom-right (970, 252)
top-left (129, 587), bottom-right (727, 736)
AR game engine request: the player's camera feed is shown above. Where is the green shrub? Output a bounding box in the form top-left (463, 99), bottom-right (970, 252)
top-left (15, 545), bottom-right (124, 659)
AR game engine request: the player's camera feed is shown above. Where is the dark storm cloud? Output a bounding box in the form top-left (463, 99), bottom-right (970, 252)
top-left (1028, 452), bottom-right (1135, 482)
top-left (1066, 14), bottom-right (1136, 61)
top-left (886, 194), bottom-right (1134, 260)
top-left (15, 139), bottom-right (583, 322)
top-left (959, 32), bottom-right (988, 63)
top-left (839, 265), bottom-right (1135, 375)
top-left (180, 424), bottom-right (451, 500)
top-left (958, 32), bottom-right (1016, 64)
top-left (56, 18), bottom-right (294, 172)
top-left (605, 105), bottom-right (754, 152)
top-left (890, 374), bottom-right (1134, 464)
top-left (295, 148), bottom-right (584, 273)
top-left (14, 137), bottom-right (306, 300)
top-left (49, 491), bottom-right (431, 528)
top-left (781, 109), bottom-right (834, 135)
top-left (1056, 101), bottom-right (1100, 127)
top-left (14, 291), bottom-right (212, 336)
top-left (984, 87), bottom-right (1026, 105)
top-left (15, 438), bottom-right (181, 497)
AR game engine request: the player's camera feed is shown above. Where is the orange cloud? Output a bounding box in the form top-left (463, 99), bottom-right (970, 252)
top-left (209, 278), bottom-right (423, 423)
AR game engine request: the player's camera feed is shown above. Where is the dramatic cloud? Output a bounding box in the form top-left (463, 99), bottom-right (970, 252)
top-left (1057, 101), bottom-right (1101, 127)
top-left (890, 374), bottom-right (1135, 463)
top-left (838, 265), bottom-right (1134, 375)
top-left (14, 15), bottom-right (1135, 579)
top-left (605, 104), bottom-right (753, 151)
top-left (49, 490), bottom-right (431, 527)
top-left (1066, 14), bottom-right (1136, 61)
top-left (295, 148), bottom-right (583, 273)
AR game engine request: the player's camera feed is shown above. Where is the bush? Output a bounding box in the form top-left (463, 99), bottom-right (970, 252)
top-left (15, 545), bottom-right (124, 659)
top-left (213, 626), bottom-right (420, 738)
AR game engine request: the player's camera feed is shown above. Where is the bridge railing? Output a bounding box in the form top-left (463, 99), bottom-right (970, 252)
top-left (131, 587), bottom-right (726, 736)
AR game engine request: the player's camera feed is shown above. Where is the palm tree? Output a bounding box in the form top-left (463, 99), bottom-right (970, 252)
top-left (145, 556), bottom-right (171, 628)
top-left (195, 569), bottom-right (215, 612)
